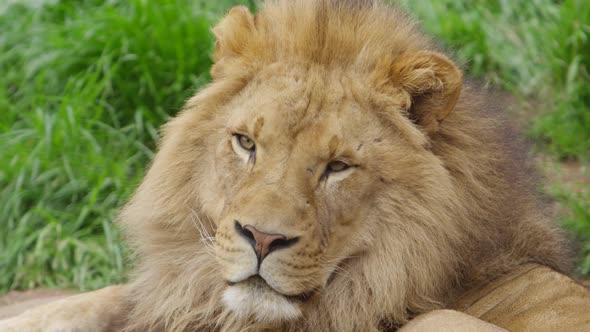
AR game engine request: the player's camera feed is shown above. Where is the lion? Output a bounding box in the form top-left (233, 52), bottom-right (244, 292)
top-left (2, 0), bottom-right (590, 331)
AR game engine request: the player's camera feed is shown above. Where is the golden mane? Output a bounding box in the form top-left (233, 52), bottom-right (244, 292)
top-left (211, 0), bottom-right (431, 79)
top-left (119, 1), bottom-right (572, 331)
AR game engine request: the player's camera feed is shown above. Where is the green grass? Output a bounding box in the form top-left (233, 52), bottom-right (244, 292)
top-left (0, 0), bottom-right (251, 292)
top-left (560, 188), bottom-right (590, 274)
top-left (0, 0), bottom-right (589, 293)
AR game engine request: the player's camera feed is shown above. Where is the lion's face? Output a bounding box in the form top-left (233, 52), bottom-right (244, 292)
top-left (202, 61), bottom-right (459, 322)
top-left (209, 65), bottom-right (400, 320)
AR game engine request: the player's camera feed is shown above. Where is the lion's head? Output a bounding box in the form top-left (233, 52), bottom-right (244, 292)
top-left (213, 51), bottom-right (462, 321)
top-left (119, 1), bottom-right (570, 331)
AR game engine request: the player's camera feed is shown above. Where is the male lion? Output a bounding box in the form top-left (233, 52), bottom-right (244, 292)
top-left (2, 0), bottom-right (590, 331)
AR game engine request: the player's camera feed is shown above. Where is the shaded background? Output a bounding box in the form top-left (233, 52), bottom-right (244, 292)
top-left (0, 0), bottom-right (588, 293)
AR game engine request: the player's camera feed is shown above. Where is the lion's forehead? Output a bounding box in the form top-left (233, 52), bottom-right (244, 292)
top-left (226, 69), bottom-right (377, 152)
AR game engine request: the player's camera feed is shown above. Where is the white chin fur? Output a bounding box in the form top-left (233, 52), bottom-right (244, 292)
top-left (222, 285), bottom-right (302, 322)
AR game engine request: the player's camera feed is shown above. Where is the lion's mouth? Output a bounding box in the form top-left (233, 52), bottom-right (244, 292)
top-left (226, 275), bottom-right (315, 303)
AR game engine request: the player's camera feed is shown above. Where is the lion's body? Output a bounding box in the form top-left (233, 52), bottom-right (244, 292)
top-left (452, 263), bottom-right (590, 331)
top-left (1, 1), bottom-right (588, 331)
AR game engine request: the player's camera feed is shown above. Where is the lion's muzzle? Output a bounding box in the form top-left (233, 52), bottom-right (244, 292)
top-left (234, 220), bottom-right (300, 263)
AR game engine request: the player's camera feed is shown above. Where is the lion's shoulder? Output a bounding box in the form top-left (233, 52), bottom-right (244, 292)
top-left (452, 264), bottom-right (590, 331)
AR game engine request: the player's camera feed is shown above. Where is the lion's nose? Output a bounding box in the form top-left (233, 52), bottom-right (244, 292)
top-left (234, 221), bottom-right (299, 262)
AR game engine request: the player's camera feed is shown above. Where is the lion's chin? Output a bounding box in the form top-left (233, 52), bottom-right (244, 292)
top-left (222, 278), bottom-right (302, 322)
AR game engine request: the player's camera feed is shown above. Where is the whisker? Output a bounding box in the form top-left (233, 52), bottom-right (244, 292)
top-left (190, 209), bottom-right (217, 254)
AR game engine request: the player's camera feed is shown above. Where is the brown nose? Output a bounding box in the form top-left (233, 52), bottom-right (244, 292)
top-left (234, 221), bottom-right (299, 262)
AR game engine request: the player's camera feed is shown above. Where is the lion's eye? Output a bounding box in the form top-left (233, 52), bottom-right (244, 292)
top-left (326, 160), bottom-right (350, 173)
top-left (235, 134), bottom-right (256, 152)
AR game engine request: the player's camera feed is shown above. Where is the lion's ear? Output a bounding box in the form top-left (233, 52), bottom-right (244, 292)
top-left (211, 6), bottom-right (256, 79)
top-left (391, 51), bottom-right (463, 133)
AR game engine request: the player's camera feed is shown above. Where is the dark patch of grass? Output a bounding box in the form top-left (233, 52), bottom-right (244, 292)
top-left (554, 187), bottom-right (590, 275)
top-left (530, 0), bottom-right (590, 159)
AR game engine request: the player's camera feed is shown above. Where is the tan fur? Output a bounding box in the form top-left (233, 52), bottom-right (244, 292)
top-left (399, 310), bottom-right (508, 332)
top-left (452, 264), bottom-right (590, 331)
top-left (0, 1), bottom-right (575, 332)
top-left (0, 286), bottom-right (124, 332)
